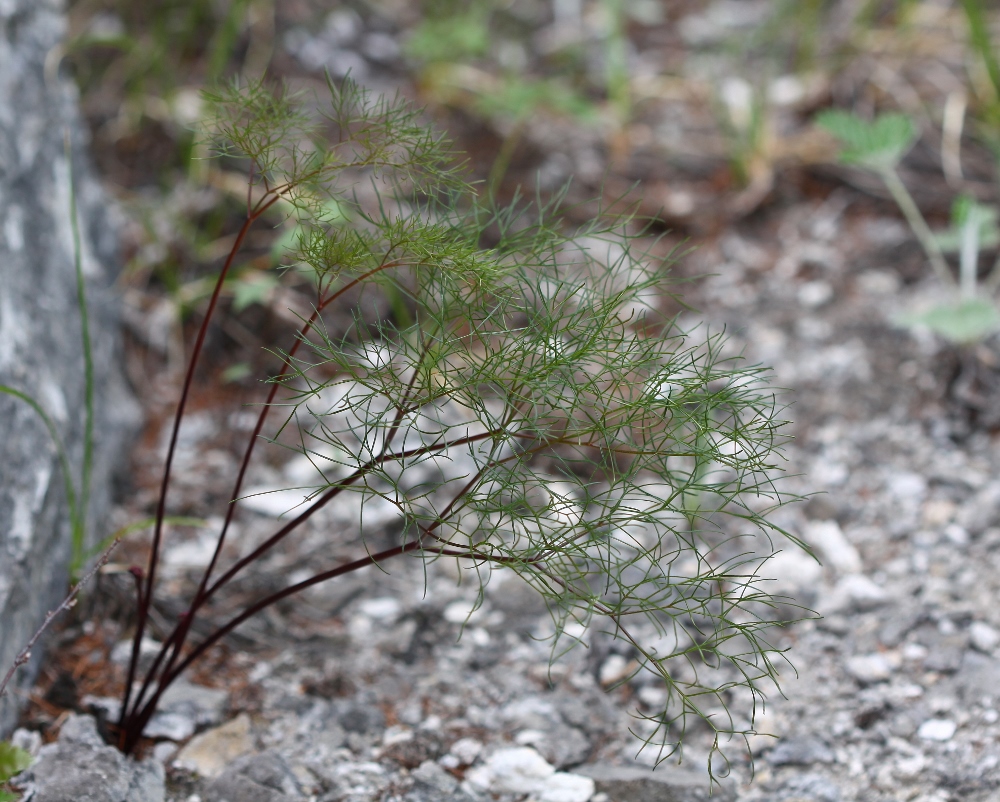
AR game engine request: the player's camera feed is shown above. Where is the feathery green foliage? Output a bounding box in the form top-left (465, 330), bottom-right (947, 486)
top-left (117, 76), bottom-right (801, 778)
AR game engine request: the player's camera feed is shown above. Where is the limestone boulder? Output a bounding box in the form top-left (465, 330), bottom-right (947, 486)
top-left (0, 0), bottom-right (138, 733)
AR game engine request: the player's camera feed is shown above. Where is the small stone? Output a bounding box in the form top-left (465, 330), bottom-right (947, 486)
top-left (943, 524), bottom-right (969, 545)
top-left (917, 718), bottom-right (956, 741)
top-left (895, 752), bottom-right (926, 778)
top-left (797, 280), bottom-right (833, 308)
top-left (780, 773), bottom-right (841, 802)
top-left (922, 634), bottom-right (966, 674)
top-left (323, 8), bottom-right (362, 43)
top-left (805, 520), bottom-right (861, 575)
top-left (142, 711), bottom-right (196, 741)
top-left (466, 747), bottom-right (554, 795)
top-left (447, 737), bottom-right (482, 766)
top-left (323, 761), bottom-right (388, 801)
top-left (970, 622), bottom-right (1000, 653)
top-left (381, 728), bottom-right (443, 768)
top-left (539, 772), bottom-right (596, 802)
top-left (886, 472), bottom-right (927, 503)
top-left (768, 74), bottom-right (807, 106)
top-left (443, 598), bottom-right (486, 624)
top-left (174, 714), bottom-right (254, 778)
top-left (578, 762), bottom-right (736, 802)
top-left (823, 574), bottom-right (889, 613)
top-left (151, 742), bottom-right (177, 764)
top-left (954, 651), bottom-right (1000, 702)
top-left (204, 751), bottom-right (303, 802)
top-left (519, 723), bottom-right (591, 769)
top-left (357, 597), bottom-right (403, 622)
top-left (411, 760), bottom-right (459, 796)
top-left (764, 549), bottom-right (822, 597)
top-left (335, 698), bottom-right (386, 734)
top-left (111, 637), bottom-right (163, 673)
top-left (159, 680), bottom-right (228, 727)
top-left (599, 654), bottom-right (633, 687)
top-left (845, 654), bottom-right (893, 684)
top-left (767, 736), bottom-right (835, 766)
top-left (13, 715), bottom-right (165, 802)
top-left (9, 728), bottom-right (41, 757)
top-left (362, 32), bottom-right (400, 63)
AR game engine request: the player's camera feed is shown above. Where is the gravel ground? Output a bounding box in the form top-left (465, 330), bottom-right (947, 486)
top-left (12, 3), bottom-right (1000, 801)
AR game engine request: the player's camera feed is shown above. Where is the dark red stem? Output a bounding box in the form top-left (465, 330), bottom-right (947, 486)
top-left (118, 193), bottom-right (280, 742)
top-left (122, 539), bottom-right (420, 753)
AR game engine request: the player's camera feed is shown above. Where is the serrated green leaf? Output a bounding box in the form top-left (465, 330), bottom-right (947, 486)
top-left (816, 109), bottom-right (916, 170)
top-left (897, 298), bottom-right (1000, 343)
top-left (0, 741), bottom-right (32, 781)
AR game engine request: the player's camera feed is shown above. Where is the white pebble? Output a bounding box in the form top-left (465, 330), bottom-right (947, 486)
top-left (357, 597), bottom-right (402, 622)
top-left (845, 653), bottom-right (893, 684)
top-left (448, 737), bottom-right (483, 765)
top-left (918, 718), bottom-right (956, 741)
top-left (539, 772), bottom-right (596, 802)
top-left (599, 654), bottom-right (632, 687)
top-left (805, 519), bottom-right (862, 575)
top-left (970, 621), bottom-right (1000, 653)
top-left (465, 747), bottom-right (553, 795)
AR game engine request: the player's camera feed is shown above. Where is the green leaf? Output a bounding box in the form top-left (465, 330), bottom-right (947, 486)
top-left (933, 228), bottom-right (1000, 252)
top-left (816, 109), bottom-right (916, 170)
top-left (933, 196), bottom-right (1000, 252)
top-left (222, 362), bottom-right (252, 383)
top-left (405, 12), bottom-right (490, 63)
top-left (897, 298), bottom-right (1000, 343)
top-left (0, 741), bottom-right (32, 782)
top-left (475, 76), bottom-right (600, 124)
top-left (230, 271), bottom-right (279, 312)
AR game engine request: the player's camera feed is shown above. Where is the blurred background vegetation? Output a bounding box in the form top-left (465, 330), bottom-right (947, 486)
top-left (61, 0), bottom-right (1000, 377)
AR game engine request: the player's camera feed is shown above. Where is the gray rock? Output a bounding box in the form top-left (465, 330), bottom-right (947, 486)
top-left (501, 695), bottom-right (592, 767)
top-left (82, 681), bottom-right (226, 743)
top-left (915, 627), bottom-right (967, 674)
top-left (779, 772), bottom-right (841, 802)
top-left (204, 751), bottom-right (304, 802)
top-left (577, 763), bottom-right (736, 802)
top-left (844, 653), bottom-right (894, 684)
top-left (315, 760), bottom-right (388, 802)
top-left (767, 736), bottom-right (835, 766)
top-left (0, 0), bottom-right (137, 733)
top-left (380, 729), bottom-right (444, 768)
top-left (531, 722), bottom-right (591, 769)
top-left (404, 760), bottom-right (473, 802)
top-left (334, 697), bottom-right (386, 734)
top-left (12, 714), bottom-right (164, 802)
top-left (953, 651), bottom-right (1000, 702)
top-left (159, 679), bottom-right (229, 728)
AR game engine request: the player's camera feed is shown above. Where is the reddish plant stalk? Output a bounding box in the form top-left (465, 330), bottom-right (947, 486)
top-left (118, 192), bottom-right (280, 743)
top-left (130, 256), bottom-right (410, 724)
top-left (123, 433), bottom-right (494, 753)
top-left (120, 264), bottom-right (431, 746)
